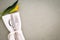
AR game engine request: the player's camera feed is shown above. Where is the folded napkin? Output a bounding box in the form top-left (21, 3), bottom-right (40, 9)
top-left (2, 12), bottom-right (25, 40)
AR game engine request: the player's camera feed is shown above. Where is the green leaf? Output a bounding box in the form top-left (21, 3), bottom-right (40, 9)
top-left (2, 0), bottom-right (18, 16)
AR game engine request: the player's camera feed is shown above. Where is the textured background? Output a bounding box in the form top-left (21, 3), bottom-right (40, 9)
top-left (0, 0), bottom-right (60, 40)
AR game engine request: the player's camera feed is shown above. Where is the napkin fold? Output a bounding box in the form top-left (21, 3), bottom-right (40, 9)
top-left (2, 12), bottom-right (25, 40)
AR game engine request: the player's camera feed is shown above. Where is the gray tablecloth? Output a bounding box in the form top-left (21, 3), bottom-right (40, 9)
top-left (0, 0), bottom-right (60, 40)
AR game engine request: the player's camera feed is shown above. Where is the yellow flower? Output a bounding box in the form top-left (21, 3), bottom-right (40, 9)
top-left (10, 5), bottom-right (19, 13)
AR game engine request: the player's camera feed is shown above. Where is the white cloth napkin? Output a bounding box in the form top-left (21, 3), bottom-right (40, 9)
top-left (2, 12), bottom-right (25, 40)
